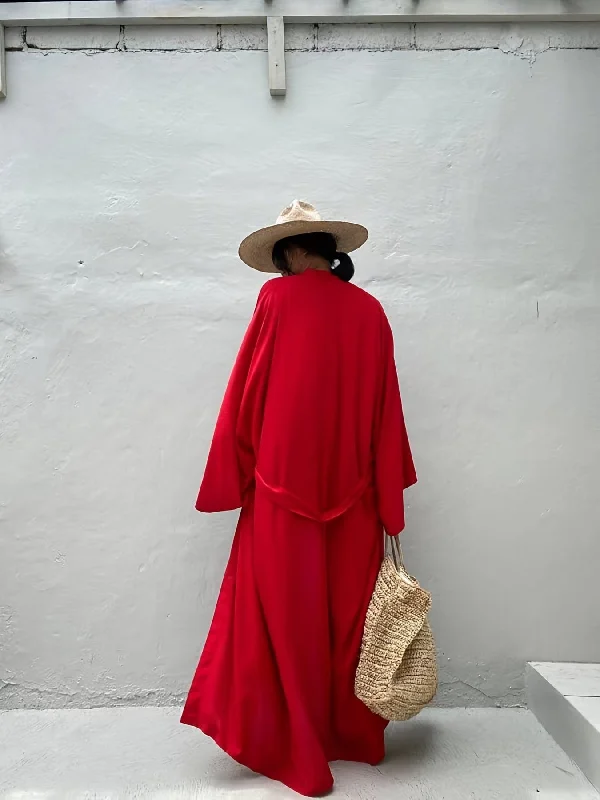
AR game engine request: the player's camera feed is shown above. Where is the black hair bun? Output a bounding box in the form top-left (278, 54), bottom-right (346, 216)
top-left (331, 251), bottom-right (355, 283)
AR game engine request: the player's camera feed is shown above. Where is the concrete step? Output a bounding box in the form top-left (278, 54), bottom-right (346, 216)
top-left (528, 662), bottom-right (600, 792)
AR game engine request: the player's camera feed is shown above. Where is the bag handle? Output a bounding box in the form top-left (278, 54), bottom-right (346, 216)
top-left (386, 534), bottom-right (405, 570)
top-left (386, 534), bottom-right (420, 588)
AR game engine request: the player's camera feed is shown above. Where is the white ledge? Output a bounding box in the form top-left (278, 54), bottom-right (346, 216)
top-left (2, 1), bottom-right (600, 26)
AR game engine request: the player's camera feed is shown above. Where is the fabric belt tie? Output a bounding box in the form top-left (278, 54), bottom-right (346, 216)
top-left (255, 470), bottom-right (371, 523)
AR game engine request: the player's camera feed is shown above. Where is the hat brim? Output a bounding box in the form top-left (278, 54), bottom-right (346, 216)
top-left (238, 220), bottom-right (369, 273)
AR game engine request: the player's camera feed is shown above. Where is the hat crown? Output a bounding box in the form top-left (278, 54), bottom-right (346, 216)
top-left (276, 200), bottom-right (322, 226)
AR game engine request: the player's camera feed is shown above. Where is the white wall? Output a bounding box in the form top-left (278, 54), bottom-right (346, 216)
top-left (1, 24), bottom-right (600, 709)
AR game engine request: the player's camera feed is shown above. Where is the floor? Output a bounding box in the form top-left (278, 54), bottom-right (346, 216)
top-left (0, 706), bottom-right (598, 800)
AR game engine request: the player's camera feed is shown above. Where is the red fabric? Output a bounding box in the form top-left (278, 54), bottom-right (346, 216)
top-left (181, 270), bottom-right (416, 796)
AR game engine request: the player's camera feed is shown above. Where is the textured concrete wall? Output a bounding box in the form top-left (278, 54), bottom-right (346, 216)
top-left (6, 21), bottom-right (600, 55)
top-left (1, 24), bottom-right (600, 710)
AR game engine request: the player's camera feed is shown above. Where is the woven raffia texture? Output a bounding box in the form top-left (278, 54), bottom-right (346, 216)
top-left (355, 555), bottom-right (437, 722)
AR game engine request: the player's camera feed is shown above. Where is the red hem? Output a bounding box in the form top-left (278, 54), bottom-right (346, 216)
top-left (180, 712), bottom-right (334, 798)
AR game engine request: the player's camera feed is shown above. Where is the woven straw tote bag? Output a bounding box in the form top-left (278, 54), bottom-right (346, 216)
top-left (355, 535), bottom-right (437, 721)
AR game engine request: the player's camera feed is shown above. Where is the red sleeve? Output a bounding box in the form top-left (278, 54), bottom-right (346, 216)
top-left (195, 283), bottom-right (276, 513)
top-left (374, 313), bottom-right (417, 536)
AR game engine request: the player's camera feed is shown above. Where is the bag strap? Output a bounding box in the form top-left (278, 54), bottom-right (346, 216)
top-left (386, 534), bottom-right (405, 571)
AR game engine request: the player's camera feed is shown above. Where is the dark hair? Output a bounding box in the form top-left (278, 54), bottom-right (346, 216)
top-left (271, 232), bottom-right (355, 282)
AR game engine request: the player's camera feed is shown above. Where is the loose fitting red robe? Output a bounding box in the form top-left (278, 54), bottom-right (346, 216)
top-left (181, 269), bottom-right (416, 797)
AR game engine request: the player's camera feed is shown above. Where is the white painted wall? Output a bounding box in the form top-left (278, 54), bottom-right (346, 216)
top-left (1, 25), bottom-right (600, 709)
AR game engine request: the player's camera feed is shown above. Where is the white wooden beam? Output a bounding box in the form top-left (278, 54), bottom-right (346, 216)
top-left (267, 17), bottom-right (286, 97)
top-left (2, 0), bottom-right (600, 26)
top-left (0, 25), bottom-right (5, 100)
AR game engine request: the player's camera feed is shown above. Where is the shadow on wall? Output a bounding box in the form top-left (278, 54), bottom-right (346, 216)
top-left (0, 233), bottom-right (19, 282)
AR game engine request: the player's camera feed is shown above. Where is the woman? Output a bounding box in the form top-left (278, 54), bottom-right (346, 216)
top-left (181, 201), bottom-right (416, 797)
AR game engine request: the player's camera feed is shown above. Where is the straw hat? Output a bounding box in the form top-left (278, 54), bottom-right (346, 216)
top-left (238, 200), bottom-right (369, 273)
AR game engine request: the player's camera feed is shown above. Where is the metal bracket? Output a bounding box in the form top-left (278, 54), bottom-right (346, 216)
top-left (267, 16), bottom-right (286, 96)
top-left (0, 25), bottom-right (6, 100)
